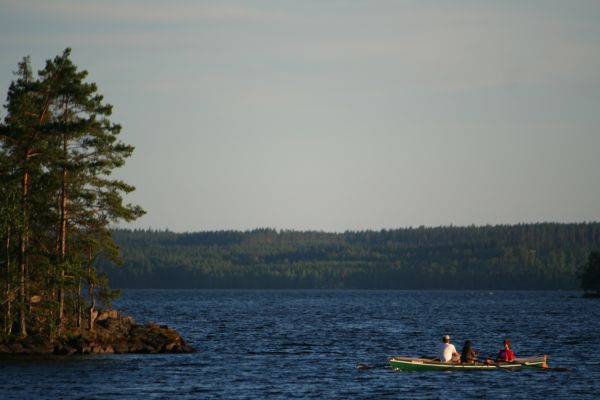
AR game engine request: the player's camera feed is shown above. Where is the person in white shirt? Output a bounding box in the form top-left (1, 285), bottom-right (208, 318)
top-left (439, 335), bottom-right (461, 362)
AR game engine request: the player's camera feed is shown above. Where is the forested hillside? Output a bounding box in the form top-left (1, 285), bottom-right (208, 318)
top-left (98, 223), bottom-right (600, 289)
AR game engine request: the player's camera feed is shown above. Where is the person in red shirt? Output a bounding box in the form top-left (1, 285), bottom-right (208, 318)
top-left (496, 339), bottom-right (515, 362)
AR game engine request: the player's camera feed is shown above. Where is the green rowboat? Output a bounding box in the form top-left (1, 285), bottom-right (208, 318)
top-left (388, 356), bottom-right (548, 372)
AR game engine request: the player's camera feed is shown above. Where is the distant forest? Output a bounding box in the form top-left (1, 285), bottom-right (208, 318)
top-left (97, 223), bottom-right (599, 290)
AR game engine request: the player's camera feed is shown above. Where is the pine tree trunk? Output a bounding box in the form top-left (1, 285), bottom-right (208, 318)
top-left (58, 135), bottom-right (68, 335)
top-left (76, 277), bottom-right (82, 329)
top-left (25, 259), bottom-right (30, 313)
top-left (18, 167), bottom-right (29, 338)
top-left (87, 248), bottom-right (95, 331)
top-left (49, 197), bottom-right (61, 334)
top-left (4, 228), bottom-right (11, 336)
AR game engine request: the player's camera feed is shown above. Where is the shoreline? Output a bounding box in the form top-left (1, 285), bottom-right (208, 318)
top-left (0, 310), bottom-right (195, 355)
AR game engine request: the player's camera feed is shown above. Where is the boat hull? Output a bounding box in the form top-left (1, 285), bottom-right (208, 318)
top-left (388, 356), bottom-right (547, 372)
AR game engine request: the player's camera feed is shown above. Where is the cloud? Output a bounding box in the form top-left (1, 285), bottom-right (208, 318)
top-left (3, 1), bottom-right (599, 93)
top-left (0, 0), bottom-right (289, 51)
top-left (296, 8), bottom-right (600, 91)
top-left (3, 0), bottom-right (283, 23)
top-left (0, 31), bottom-right (156, 48)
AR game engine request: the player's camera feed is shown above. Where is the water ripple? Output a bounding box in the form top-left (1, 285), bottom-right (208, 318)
top-left (0, 290), bottom-right (598, 399)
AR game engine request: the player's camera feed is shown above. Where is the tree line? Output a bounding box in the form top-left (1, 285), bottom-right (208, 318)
top-left (0, 50), bottom-right (143, 340)
top-left (98, 223), bottom-right (600, 289)
top-left (580, 251), bottom-right (600, 297)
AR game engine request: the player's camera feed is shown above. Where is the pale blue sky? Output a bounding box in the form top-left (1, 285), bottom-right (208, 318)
top-left (1, 0), bottom-right (599, 231)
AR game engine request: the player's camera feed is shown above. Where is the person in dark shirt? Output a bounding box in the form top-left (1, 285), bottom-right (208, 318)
top-left (461, 340), bottom-right (477, 363)
top-left (496, 339), bottom-right (515, 362)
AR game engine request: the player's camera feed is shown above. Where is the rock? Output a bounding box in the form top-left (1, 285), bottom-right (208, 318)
top-left (112, 339), bottom-right (130, 354)
top-left (7, 342), bottom-right (25, 353)
top-left (95, 309), bottom-right (119, 322)
top-left (128, 339), bottom-right (147, 353)
top-left (96, 311), bottom-right (110, 322)
top-left (0, 309), bottom-right (195, 355)
top-left (55, 344), bottom-right (78, 355)
top-left (22, 335), bottom-right (54, 354)
top-left (30, 295), bottom-right (42, 304)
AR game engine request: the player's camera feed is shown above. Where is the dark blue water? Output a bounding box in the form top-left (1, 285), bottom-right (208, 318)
top-left (1, 290), bottom-right (598, 399)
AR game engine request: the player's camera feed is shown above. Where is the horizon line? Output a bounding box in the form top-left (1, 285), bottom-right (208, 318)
top-left (112, 220), bottom-right (600, 234)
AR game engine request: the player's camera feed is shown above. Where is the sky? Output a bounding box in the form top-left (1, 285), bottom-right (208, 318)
top-left (1, 0), bottom-right (599, 232)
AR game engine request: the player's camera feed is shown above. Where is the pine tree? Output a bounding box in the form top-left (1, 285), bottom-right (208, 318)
top-left (0, 49), bottom-right (144, 339)
top-left (0, 56), bottom-right (54, 337)
top-left (0, 155), bottom-right (21, 337)
top-left (39, 48), bottom-right (145, 332)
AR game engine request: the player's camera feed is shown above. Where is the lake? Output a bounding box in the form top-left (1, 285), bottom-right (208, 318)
top-left (1, 290), bottom-right (598, 399)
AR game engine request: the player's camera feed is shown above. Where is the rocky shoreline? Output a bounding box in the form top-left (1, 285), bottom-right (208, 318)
top-left (0, 310), bottom-right (194, 355)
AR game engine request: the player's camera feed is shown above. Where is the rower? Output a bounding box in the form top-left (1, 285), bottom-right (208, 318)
top-left (496, 339), bottom-right (516, 362)
top-left (439, 335), bottom-right (461, 363)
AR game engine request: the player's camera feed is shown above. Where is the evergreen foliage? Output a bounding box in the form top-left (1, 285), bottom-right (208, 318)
top-left (580, 251), bottom-right (600, 297)
top-left (99, 223), bottom-right (600, 290)
top-left (0, 50), bottom-right (144, 339)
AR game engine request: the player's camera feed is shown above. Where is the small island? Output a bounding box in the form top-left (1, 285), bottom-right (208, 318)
top-left (0, 309), bottom-right (193, 355)
top-left (0, 49), bottom-right (192, 354)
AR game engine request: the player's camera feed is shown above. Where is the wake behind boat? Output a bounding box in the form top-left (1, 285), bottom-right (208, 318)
top-left (388, 355), bottom-right (548, 372)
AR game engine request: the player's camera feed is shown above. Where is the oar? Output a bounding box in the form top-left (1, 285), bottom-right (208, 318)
top-left (357, 355), bottom-right (438, 370)
top-left (522, 364), bottom-right (570, 372)
top-left (483, 356), bottom-right (570, 372)
top-left (355, 362), bottom-right (390, 370)
top-left (477, 359), bottom-right (518, 372)
top-left (356, 357), bottom-right (400, 370)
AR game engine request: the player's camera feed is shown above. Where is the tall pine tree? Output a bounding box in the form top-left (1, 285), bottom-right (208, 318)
top-left (0, 49), bottom-right (144, 338)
